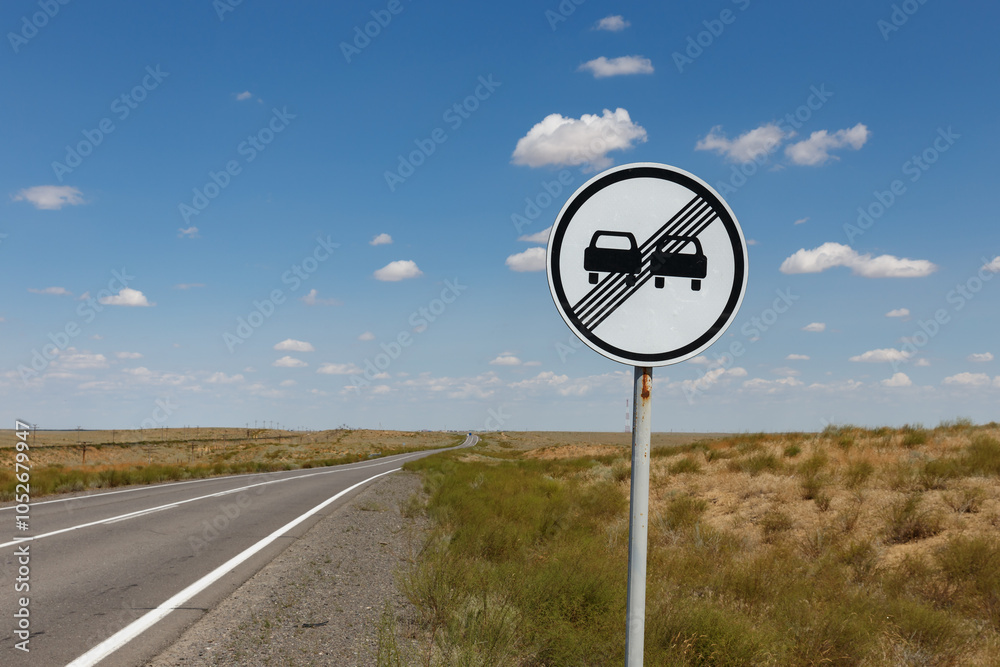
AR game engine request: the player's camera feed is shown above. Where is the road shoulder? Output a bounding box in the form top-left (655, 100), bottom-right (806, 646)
top-left (147, 471), bottom-right (425, 666)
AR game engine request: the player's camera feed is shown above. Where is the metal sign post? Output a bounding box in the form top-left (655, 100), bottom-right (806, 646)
top-left (546, 163), bottom-right (747, 666)
top-left (625, 366), bottom-right (652, 665)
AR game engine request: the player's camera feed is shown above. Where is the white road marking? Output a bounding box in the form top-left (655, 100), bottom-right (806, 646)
top-left (64, 467), bottom-right (402, 667)
top-left (0, 449), bottom-right (444, 550)
top-left (0, 445), bottom-right (454, 512)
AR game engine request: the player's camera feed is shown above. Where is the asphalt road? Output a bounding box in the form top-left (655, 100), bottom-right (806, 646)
top-left (0, 434), bottom-right (477, 666)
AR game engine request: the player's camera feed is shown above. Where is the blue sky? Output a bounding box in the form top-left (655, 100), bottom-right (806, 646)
top-left (2, 1), bottom-right (998, 432)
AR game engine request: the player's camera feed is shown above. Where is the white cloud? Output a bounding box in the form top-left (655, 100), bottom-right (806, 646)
top-left (509, 370), bottom-right (631, 398)
top-left (174, 283), bottom-right (205, 290)
top-left (982, 256), bottom-right (1000, 273)
top-left (490, 354), bottom-right (522, 366)
top-left (116, 351), bottom-right (143, 359)
top-left (236, 91), bottom-right (252, 101)
top-left (279, 379), bottom-right (296, 387)
top-left (274, 339), bottom-right (315, 352)
top-left (381, 371), bottom-right (504, 401)
top-left (57, 349), bottom-right (108, 370)
top-left (358, 331), bottom-right (375, 341)
top-left (794, 217), bottom-right (809, 226)
top-left (968, 352), bottom-right (994, 363)
top-left (850, 348), bottom-right (912, 363)
top-left (518, 227), bottom-right (551, 244)
top-left (780, 242), bottom-right (936, 278)
top-left (178, 226), bottom-right (199, 239)
top-left (915, 358), bottom-right (931, 367)
top-left (803, 322), bottom-right (826, 332)
top-left (785, 123), bottom-right (870, 166)
top-left (370, 233), bottom-right (393, 246)
top-left (99, 288), bottom-right (153, 307)
top-left (12, 185), bottom-right (84, 210)
top-left (743, 376), bottom-right (804, 393)
top-left (943, 372), bottom-right (992, 386)
top-left (595, 15), bottom-right (629, 31)
top-left (511, 108), bottom-right (647, 171)
top-left (578, 56), bottom-right (653, 78)
top-left (246, 382), bottom-right (284, 399)
top-left (374, 260), bottom-right (423, 282)
top-left (273, 356), bottom-right (307, 368)
top-left (786, 354), bottom-right (810, 361)
top-left (680, 367), bottom-right (747, 395)
top-left (317, 362), bottom-right (362, 375)
top-left (28, 286), bottom-right (71, 296)
top-left (299, 288), bottom-right (340, 306)
top-left (882, 372), bottom-right (912, 387)
top-left (506, 247), bottom-right (546, 272)
top-left (886, 308), bottom-right (910, 318)
top-left (206, 372), bottom-right (244, 384)
top-left (695, 124), bottom-right (789, 163)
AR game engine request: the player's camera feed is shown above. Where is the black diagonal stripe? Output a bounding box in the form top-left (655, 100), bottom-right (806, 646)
top-left (571, 196), bottom-right (705, 314)
top-left (580, 211), bottom-right (718, 331)
top-left (571, 197), bottom-right (708, 317)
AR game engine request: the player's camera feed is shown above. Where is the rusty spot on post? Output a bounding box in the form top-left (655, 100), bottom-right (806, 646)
top-left (640, 368), bottom-right (651, 401)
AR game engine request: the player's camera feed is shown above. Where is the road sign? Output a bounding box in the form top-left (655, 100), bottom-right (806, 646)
top-left (547, 162), bottom-right (748, 366)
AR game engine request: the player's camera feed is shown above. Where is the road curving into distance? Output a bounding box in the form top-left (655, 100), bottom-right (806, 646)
top-left (0, 433), bottom-right (477, 666)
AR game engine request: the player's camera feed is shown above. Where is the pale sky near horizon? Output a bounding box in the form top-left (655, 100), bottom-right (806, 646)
top-left (2, 1), bottom-right (998, 432)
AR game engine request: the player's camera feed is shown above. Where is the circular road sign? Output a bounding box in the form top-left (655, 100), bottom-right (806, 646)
top-left (547, 162), bottom-right (748, 366)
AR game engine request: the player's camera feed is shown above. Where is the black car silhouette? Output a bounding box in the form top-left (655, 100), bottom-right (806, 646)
top-left (584, 231), bottom-right (642, 286)
top-left (650, 235), bottom-right (707, 291)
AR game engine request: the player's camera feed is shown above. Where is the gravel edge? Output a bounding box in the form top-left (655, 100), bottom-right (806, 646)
top-left (146, 471), bottom-right (427, 667)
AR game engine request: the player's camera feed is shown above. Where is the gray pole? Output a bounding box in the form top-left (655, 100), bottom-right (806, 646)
top-left (625, 366), bottom-right (652, 665)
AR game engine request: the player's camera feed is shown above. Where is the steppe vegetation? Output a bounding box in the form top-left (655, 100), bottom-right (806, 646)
top-left (0, 427), bottom-right (458, 500)
top-left (387, 421), bottom-right (1000, 666)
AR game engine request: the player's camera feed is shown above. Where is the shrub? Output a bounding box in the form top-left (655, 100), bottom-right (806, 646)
top-left (660, 494), bottom-right (708, 531)
top-left (839, 539), bottom-right (879, 582)
top-left (668, 456), bottom-right (702, 475)
top-left (902, 427), bottom-right (929, 448)
top-left (727, 452), bottom-right (782, 476)
top-left (945, 485), bottom-right (986, 514)
top-left (920, 457), bottom-right (964, 490)
top-left (800, 451), bottom-right (828, 500)
top-left (760, 509), bottom-right (793, 542)
top-left (783, 444), bottom-right (802, 458)
top-left (965, 435), bottom-right (1000, 475)
top-left (936, 535), bottom-right (1000, 628)
top-left (886, 494), bottom-right (943, 544)
top-left (611, 461), bottom-right (631, 483)
top-left (844, 460), bottom-right (874, 489)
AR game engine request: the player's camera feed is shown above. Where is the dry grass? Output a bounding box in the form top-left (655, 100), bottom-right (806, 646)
top-left (397, 422), bottom-right (1000, 665)
top-left (0, 428), bottom-right (462, 499)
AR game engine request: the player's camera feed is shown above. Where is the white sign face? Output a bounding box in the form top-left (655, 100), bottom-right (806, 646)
top-left (547, 163), bottom-right (748, 366)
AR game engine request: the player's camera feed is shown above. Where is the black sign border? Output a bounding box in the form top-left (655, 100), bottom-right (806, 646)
top-left (549, 164), bottom-right (747, 365)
